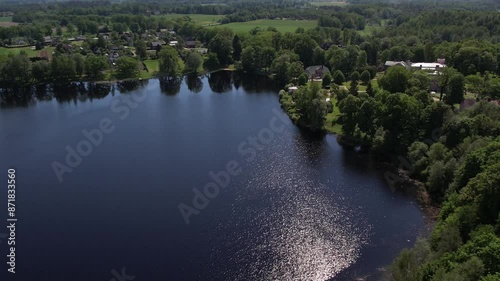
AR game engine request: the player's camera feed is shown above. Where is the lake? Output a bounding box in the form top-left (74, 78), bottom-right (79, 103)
top-left (0, 72), bottom-right (426, 281)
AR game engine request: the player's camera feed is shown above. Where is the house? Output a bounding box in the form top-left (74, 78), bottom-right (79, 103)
top-left (305, 65), bottom-right (330, 80)
top-left (169, 40), bottom-right (178, 47)
top-left (43, 36), bottom-right (54, 46)
top-left (288, 86), bottom-right (298, 93)
top-left (384, 61), bottom-right (410, 70)
top-left (411, 62), bottom-right (446, 71)
top-left (150, 41), bottom-right (164, 50)
top-left (185, 40), bottom-right (197, 48)
top-left (196, 48), bottom-right (208, 54)
top-left (98, 33), bottom-right (111, 40)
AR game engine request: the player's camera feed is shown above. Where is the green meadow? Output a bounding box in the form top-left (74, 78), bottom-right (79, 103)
top-left (210, 19), bottom-right (317, 33)
top-left (0, 46), bottom-right (55, 57)
top-left (309, 1), bottom-right (349, 7)
top-left (158, 14), bottom-right (224, 26)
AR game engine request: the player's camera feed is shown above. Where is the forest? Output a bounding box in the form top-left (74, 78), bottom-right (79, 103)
top-left (0, 1), bottom-right (499, 280)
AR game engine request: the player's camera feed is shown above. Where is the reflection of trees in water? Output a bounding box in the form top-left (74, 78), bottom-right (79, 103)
top-left (51, 83), bottom-right (79, 103)
top-left (34, 84), bottom-right (52, 102)
top-left (208, 71), bottom-right (233, 93)
top-left (0, 87), bottom-right (33, 107)
top-left (87, 83), bottom-right (111, 100)
top-left (160, 77), bottom-right (181, 95)
top-left (1, 82), bottom-right (115, 106)
top-left (236, 72), bottom-right (277, 93)
top-left (186, 74), bottom-right (203, 93)
top-left (206, 71), bottom-right (276, 94)
top-left (233, 73), bottom-right (242, 90)
top-left (116, 79), bottom-right (149, 93)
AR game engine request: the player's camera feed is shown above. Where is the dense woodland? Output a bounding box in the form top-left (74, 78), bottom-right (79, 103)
top-left (0, 1), bottom-right (499, 280)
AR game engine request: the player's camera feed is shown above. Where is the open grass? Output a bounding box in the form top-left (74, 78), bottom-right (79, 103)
top-left (358, 25), bottom-right (382, 37)
top-left (157, 14), bottom-right (223, 26)
top-left (309, 1), bottom-right (348, 6)
top-left (211, 19), bottom-right (317, 33)
top-left (0, 46), bottom-right (55, 57)
top-left (0, 17), bottom-right (17, 27)
top-left (140, 59), bottom-right (160, 79)
top-left (343, 81), bottom-right (369, 92)
top-left (324, 95), bottom-right (342, 134)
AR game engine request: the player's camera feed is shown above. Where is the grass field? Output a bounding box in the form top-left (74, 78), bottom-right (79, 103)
top-left (0, 46), bottom-right (55, 57)
top-left (309, 1), bottom-right (349, 6)
top-left (0, 16), bottom-right (17, 27)
top-left (211, 19), bottom-right (317, 33)
top-left (157, 14), bottom-right (223, 26)
top-left (324, 95), bottom-right (342, 134)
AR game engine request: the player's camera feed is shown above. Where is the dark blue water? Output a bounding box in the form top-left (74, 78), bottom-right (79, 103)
top-left (0, 72), bottom-right (426, 281)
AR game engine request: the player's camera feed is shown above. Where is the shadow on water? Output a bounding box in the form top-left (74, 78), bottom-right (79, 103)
top-left (185, 74), bottom-right (203, 93)
top-left (0, 86), bottom-right (34, 107)
top-left (208, 71), bottom-right (233, 93)
top-left (116, 79), bottom-right (149, 93)
top-left (1, 71), bottom-right (277, 107)
top-left (159, 77), bottom-right (181, 95)
top-left (207, 70), bottom-right (279, 94)
top-left (1, 82), bottom-right (115, 107)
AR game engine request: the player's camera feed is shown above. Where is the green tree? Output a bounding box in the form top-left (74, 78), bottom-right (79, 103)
top-left (349, 79), bottom-right (359, 96)
top-left (31, 60), bottom-right (51, 83)
top-left (379, 66), bottom-right (411, 93)
top-left (366, 82), bottom-right (374, 97)
top-left (287, 61), bottom-right (304, 81)
top-left (271, 54), bottom-right (292, 84)
top-left (298, 73), bottom-right (308, 86)
top-left (446, 73), bottom-right (465, 105)
top-left (115, 57), bottom-right (139, 79)
top-left (0, 54), bottom-right (32, 85)
top-left (333, 70), bottom-right (345, 85)
top-left (97, 35), bottom-right (106, 49)
top-left (293, 34), bottom-right (318, 67)
top-left (158, 46), bottom-right (181, 77)
top-left (360, 70), bottom-right (371, 85)
top-left (185, 52), bottom-right (203, 74)
top-left (312, 46), bottom-right (325, 66)
top-left (294, 83), bottom-right (328, 131)
top-left (322, 73), bottom-right (332, 88)
top-left (85, 55), bottom-right (108, 80)
top-left (350, 71), bottom-right (360, 83)
top-left (203, 52), bottom-right (220, 71)
top-left (51, 55), bottom-right (76, 80)
top-left (74, 54), bottom-right (85, 77)
top-left (232, 35), bottom-right (242, 61)
top-left (135, 40), bottom-right (147, 60)
top-left (208, 34), bottom-right (233, 67)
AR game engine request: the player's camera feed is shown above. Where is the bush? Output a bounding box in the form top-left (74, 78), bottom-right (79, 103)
top-left (360, 70), bottom-right (371, 84)
top-left (298, 73), bottom-right (308, 85)
top-left (333, 70), bottom-right (345, 85)
top-left (322, 73), bottom-right (332, 88)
